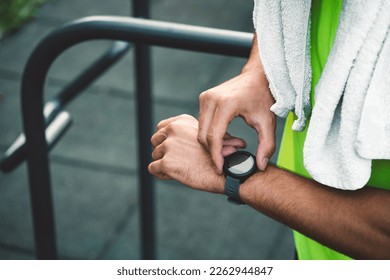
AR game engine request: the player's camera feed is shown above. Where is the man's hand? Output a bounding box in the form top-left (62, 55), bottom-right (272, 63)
top-left (197, 34), bottom-right (276, 174)
top-left (198, 70), bottom-right (276, 174)
top-left (148, 114), bottom-right (245, 193)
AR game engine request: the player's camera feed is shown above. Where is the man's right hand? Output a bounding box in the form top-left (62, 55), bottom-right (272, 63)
top-left (197, 69), bottom-right (276, 174)
top-left (197, 33), bottom-right (276, 174)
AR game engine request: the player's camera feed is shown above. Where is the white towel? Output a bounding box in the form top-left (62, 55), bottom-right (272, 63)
top-left (253, 0), bottom-right (312, 130)
top-left (355, 30), bottom-right (390, 159)
top-left (253, 0), bottom-right (390, 190)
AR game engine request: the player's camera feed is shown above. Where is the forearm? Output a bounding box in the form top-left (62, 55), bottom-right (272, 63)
top-left (239, 165), bottom-right (390, 259)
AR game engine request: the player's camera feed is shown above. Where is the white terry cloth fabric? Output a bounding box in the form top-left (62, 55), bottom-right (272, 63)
top-left (253, 0), bottom-right (390, 190)
top-left (253, 0), bottom-right (312, 131)
top-left (355, 31), bottom-right (390, 159)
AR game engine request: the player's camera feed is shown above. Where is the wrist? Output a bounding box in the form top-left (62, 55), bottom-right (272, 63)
top-left (240, 62), bottom-right (269, 88)
top-left (239, 164), bottom-right (276, 205)
top-left (241, 33), bottom-right (268, 83)
top-left (209, 174), bottom-right (225, 194)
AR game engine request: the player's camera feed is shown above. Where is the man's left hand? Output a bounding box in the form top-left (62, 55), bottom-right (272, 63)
top-left (148, 114), bottom-right (245, 193)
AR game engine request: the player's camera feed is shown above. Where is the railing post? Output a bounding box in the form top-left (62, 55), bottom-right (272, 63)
top-left (132, 0), bottom-right (156, 260)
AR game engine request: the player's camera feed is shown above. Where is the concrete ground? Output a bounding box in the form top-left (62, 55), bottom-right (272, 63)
top-left (0, 0), bottom-right (294, 259)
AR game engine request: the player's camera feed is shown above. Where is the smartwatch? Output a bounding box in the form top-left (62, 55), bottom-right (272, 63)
top-left (223, 151), bottom-right (257, 205)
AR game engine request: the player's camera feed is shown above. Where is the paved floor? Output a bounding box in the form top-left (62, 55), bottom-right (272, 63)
top-left (0, 0), bottom-right (294, 259)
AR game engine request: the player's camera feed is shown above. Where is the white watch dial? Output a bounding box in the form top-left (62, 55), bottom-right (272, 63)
top-left (228, 156), bottom-right (254, 175)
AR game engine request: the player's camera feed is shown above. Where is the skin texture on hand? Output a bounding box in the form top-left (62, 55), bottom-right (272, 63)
top-left (148, 114), bottom-right (237, 193)
top-left (197, 34), bottom-right (276, 174)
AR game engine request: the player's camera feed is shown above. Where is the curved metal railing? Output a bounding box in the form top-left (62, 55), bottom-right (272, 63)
top-left (1, 16), bottom-right (252, 259)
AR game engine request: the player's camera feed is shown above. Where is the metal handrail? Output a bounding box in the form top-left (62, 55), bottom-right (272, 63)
top-left (0, 41), bottom-right (130, 173)
top-left (19, 16), bottom-right (252, 259)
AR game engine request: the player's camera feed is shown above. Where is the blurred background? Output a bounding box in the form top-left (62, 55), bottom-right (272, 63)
top-left (0, 0), bottom-right (293, 259)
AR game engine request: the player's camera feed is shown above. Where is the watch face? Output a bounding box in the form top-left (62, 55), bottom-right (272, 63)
top-left (225, 152), bottom-right (255, 176)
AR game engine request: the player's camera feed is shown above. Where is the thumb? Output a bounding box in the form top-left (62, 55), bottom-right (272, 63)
top-left (255, 123), bottom-right (276, 171)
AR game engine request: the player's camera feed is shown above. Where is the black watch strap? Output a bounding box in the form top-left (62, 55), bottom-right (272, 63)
top-left (224, 176), bottom-right (244, 205)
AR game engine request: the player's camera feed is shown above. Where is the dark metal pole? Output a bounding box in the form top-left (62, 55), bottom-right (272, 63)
top-left (22, 55), bottom-right (58, 260)
top-left (133, 0), bottom-right (149, 18)
top-left (1, 41), bottom-right (130, 173)
top-left (132, 0), bottom-right (155, 260)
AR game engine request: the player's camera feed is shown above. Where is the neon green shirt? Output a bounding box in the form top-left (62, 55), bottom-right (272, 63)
top-left (277, 0), bottom-right (390, 260)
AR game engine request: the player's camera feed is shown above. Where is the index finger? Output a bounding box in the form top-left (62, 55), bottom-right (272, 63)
top-left (207, 106), bottom-right (233, 173)
top-left (198, 93), bottom-right (217, 149)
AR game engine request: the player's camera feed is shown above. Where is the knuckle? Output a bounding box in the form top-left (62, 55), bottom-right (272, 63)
top-left (246, 117), bottom-right (260, 130)
top-left (151, 149), bottom-right (157, 160)
top-left (199, 90), bottom-right (209, 100)
top-left (263, 139), bottom-right (276, 155)
top-left (159, 140), bottom-right (167, 151)
top-left (148, 162), bottom-right (155, 174)
top-left (266, 113), bottom-right (277, 127)
top-left (165, 123), bottom-right (175, 133)
top-left (206, 132), bottom-right (215, 144)
top-left (147, 163), bottom-right (152, 172)
top-left (161, 138), bottom-right (173, 151)
top-left (197, 134), bottom-right (206, 146)
top-left (150, 134), bottom-right (159, 147)
top-left (169, 120), bottom-right (182, 130)
top-left (263, 112), bottom-right (277, 128)
top-left (200, 90), bottom-right (216, 102)
top-left (156, 120), bottom-right (165, 130)
top-left (269, 142), bottom-right (276, 154)
top-left (151, 147), bottom-right (160, 160)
